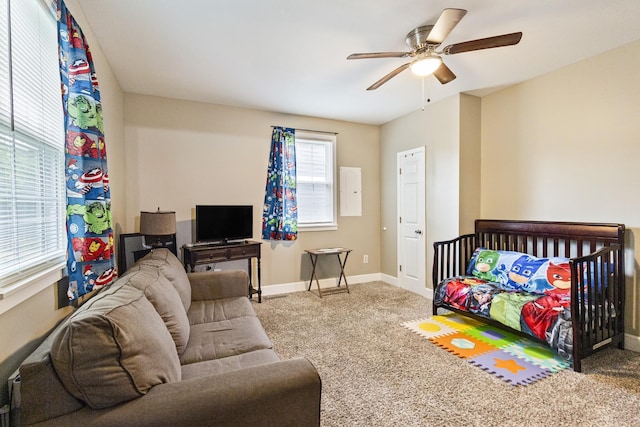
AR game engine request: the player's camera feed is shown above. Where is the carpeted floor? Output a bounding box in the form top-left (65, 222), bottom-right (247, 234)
top-left (253, 281), bottom-right (640, 427)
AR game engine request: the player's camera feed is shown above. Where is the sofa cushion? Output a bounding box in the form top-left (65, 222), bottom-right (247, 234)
top-left (122, 265), bottom-right (190, 355)
top-left (51, 284), bottom-right (181, 409)
top-left (180, 316), bottom-right (273, 364)
top-left (187, 295), bottom-right (257, 325)
top-left (135, 248), bottom-right (192, 311)
top-left (188, 270), bottom-right (250, 300)
top-left (181, 349), bottom-right (281, 380)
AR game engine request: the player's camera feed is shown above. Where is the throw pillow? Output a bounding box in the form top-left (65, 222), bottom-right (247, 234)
top-left (467, 247), bottom-right (571, 295)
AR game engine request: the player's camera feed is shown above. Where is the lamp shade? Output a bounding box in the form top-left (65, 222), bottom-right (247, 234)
top-left (140, 210), bottom-right (176, 236)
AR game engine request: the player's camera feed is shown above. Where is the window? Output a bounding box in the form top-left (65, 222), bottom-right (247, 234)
top-left (0, 0), bottom-right (66, 299)
top-left (295, 131), bottom-right (337, 230)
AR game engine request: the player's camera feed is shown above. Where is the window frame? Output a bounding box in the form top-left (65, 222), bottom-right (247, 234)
top-left (295, 131), bottom-right (337, 231)
top-left (0, 0), bottom-right (66, 315)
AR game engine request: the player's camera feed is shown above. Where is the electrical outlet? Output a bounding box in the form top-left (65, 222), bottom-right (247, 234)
top-left (363, 255), bottom-right (369, 264)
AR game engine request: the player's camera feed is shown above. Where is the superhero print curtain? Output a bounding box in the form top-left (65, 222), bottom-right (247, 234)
top-left (262, 127), bottom-right (298, 240)
top-left (57, 0), bottom-right (116, 300)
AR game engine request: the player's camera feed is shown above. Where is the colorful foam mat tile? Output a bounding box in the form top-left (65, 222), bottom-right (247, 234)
top-left (430, 331), bottom-right (496, 359)
top-left (503, 338), bottom-right (571, 373)
top-left (432, 313), bottom-right (485, 331)
top-left (401, 317), bottom-right (457, 339)
top-left (461, 324), bottom-right (522, 349)
top-left (469, 348), bottom-right (552, 386)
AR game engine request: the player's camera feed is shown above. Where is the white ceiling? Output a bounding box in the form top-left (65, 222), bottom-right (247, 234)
top-left (76, 0), bottom-right (640, 125)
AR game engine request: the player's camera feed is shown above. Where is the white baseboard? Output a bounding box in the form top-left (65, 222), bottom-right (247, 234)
top-left (260, 273), bottom-right (383, 297)
top-left (379, 273), bottom-right (397, 286)
top-left (262, 272), bottom-right (435, 300)
top-left (625, 333), bottom-right (640, 353)
top-left (261, 272), bottom-right (433, 299)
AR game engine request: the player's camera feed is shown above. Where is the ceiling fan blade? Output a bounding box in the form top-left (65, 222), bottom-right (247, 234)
top-left (347, 52), bottom-right (410, 60)
top-left (426, 8), bottom-right (467, 44)
top-left (443, 32), bottom-right (523, 55)
top-left (433, 62), bottom-right (456, 84)
top-left (367, 63), bottom-right (411, 90)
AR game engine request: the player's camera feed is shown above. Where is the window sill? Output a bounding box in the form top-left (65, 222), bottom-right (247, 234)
top-left (0, 262), bottom-right (65, 316)
top-left (299, 223), bottom-right (338, 232)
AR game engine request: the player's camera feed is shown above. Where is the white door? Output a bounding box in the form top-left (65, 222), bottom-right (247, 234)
top-left (397, 147), bottom-right (426, 297)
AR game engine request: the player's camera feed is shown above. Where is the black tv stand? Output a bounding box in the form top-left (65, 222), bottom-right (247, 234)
top-left (218, 239), bottom-right (246, 246)
top-left (188, 239), bottom-right (248, 248)
top-left (182, 240), bottom-right (262, 302)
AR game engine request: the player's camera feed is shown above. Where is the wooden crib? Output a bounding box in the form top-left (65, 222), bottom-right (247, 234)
top-left (432, 219), bottom-right (625, 372)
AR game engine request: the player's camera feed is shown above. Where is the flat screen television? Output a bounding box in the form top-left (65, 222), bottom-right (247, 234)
top-left (195, 205), bottom-right (253, 244)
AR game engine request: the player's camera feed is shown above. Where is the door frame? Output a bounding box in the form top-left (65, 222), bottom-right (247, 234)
top-left (396, 146), bottom-right (428, 298)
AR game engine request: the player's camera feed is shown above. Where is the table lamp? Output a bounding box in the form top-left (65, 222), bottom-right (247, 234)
top-left (140, 208), bottom-right (176, 248)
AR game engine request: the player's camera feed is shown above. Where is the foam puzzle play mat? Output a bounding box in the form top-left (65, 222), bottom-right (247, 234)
top-left (402, 312), bottom-right (570, 386)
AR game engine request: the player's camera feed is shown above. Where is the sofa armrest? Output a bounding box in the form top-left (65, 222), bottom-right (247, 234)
top-left (37, 358), bottom-right (321, 427)
top-left (187, 270), bottom-right (249, 300)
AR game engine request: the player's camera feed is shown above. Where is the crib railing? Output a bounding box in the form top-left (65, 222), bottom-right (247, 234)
top-left (570, 244), bottom-right (624, 371)
top-left (432, 234), bottom-right (475, 315)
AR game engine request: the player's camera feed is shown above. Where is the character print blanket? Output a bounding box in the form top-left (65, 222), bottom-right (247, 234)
top-left (433, 248), bottom-right (577, 360)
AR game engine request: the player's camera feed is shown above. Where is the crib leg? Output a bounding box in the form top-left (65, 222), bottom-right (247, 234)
top-left (573, 357), bottom-right (582, 372)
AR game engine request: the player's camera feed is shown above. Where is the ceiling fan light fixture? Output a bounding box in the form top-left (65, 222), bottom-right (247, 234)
top-left (410, 54), bottom-right (442, 76)
top-left (347, 9), bottom-right (523, 90)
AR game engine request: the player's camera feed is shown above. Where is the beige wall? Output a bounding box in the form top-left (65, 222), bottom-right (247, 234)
top-left (481, 40), bottom-right (640, 340)
top-left (3, 4), bottom-right (639, 404)
top-left (458, 95), bottom-right (481, 235)
top-left (0, 0), bottom-right (125, 402)
top-left (379, 94), bottom-right (481, 284)
top-left (123, 94), bottom-right (381, 287)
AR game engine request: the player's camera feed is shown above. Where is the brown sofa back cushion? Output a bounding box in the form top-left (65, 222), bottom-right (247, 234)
top-left (135, 248), bottom-right (192, 311)
top-left (51, 284), bottom-right (181, 409)
top-left (121, 265), bottom-right (190, 354)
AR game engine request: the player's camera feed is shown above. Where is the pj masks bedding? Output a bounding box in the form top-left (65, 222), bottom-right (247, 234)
top-left (434, 248), bottom-right (574, 360)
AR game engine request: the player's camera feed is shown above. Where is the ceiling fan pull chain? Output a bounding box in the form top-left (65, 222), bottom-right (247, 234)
top-left (421, 77), bottom-right (432, 111)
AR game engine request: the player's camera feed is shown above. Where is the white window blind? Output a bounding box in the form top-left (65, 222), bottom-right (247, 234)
top-left (0, 0), bottom-right (66, 290)
top-left (295, 132), bottom-right (337, 230)
top-left (0, 1), bottom-right (9, 124)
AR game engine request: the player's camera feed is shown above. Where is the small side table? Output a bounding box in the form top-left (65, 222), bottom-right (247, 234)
top-left (305, 248), bottom-right (352, 297)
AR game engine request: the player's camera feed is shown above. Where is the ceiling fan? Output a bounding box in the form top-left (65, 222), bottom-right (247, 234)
top-left (347, 8), bottom-right (522, 90)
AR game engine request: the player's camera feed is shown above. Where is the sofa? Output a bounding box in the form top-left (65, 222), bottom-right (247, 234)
top-left (14, 248), bottom-right (321, 426)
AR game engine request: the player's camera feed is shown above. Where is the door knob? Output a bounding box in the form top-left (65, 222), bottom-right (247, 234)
top-left (414, 229), bottom-right (423, 235)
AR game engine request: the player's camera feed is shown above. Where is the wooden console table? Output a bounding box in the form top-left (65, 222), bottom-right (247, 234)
top-left (182, 240), bottom-right (262, 302)
top-left (305, 248), bottom-right (351, 298)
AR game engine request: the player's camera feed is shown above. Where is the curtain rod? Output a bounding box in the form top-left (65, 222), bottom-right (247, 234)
top-left (271, 126), bottom-right (338, 135)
